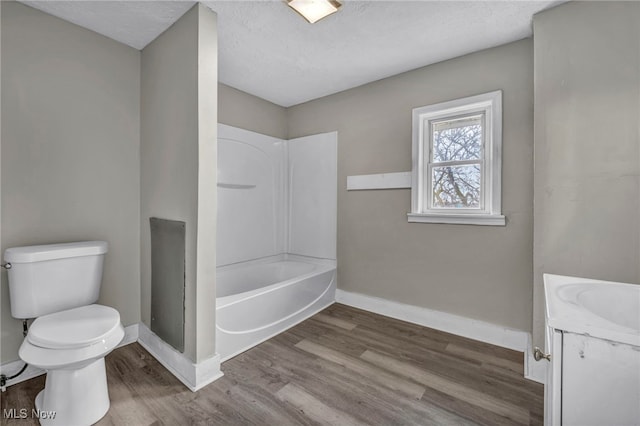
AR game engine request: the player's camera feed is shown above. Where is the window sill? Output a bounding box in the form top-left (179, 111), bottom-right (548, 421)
top-left (407, 213), bottom-right (506, 226)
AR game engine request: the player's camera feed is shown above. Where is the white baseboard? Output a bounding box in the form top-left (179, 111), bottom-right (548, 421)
top-left (336, 289), bottom-right (546, 381)
top-left (336, 289), bottom-right (528, 350)
top-left (121, 323), bottom-right (139, 347)
top-left (137, 323), bottom-right (223, 392)
top-left (1, 323), bottom-right (140, 389)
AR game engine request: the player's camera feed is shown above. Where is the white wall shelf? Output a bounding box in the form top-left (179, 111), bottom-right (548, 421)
top-left (346, 172), bottom-right (411, 191)
top-left (217, 183), bottom-right (256, 189)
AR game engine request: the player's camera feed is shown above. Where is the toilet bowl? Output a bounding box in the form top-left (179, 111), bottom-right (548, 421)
top-left (19, 304), bottom-right (124, 426)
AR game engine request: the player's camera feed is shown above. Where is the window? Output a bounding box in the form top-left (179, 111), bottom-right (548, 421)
top-left (408, 91), bottom-right (505, 225)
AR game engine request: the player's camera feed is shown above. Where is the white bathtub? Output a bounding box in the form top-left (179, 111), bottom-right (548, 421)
top-left (216, 255), bottom-right (336, 361)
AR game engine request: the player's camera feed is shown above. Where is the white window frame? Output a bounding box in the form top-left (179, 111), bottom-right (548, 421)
top-left (408, 90), bottom-right (505, 226)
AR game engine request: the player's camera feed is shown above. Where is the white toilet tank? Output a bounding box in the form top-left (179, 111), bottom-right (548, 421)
top-left (4, 241), bottom-right (108, 319)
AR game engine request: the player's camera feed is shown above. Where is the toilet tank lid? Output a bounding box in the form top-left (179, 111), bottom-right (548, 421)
top-left (4, 241), bottom-right (108, 263)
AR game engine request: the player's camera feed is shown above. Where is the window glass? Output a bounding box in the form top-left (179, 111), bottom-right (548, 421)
top-left (431, 115), bottom-right (483, 163)
top-left (431, 164), bottom-right (481, 208)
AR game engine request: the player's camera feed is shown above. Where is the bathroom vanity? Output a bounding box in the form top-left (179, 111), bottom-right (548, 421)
top-left (543, 274), bottom-right (640, 426)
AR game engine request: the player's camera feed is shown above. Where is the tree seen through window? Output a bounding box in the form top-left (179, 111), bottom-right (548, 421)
top-left (430, 115), bottom-right (483, 208)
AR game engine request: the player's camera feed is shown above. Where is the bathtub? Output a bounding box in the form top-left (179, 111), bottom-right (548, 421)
top-left (216, 255), bottom-right (336, 361)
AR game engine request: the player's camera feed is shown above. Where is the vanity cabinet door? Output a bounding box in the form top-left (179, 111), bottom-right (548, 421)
top-left (562, 332), bottom-right (640, 425)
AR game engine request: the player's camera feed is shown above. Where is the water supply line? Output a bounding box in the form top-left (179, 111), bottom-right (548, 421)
top-left (0, 319), bottom-right (30, 392)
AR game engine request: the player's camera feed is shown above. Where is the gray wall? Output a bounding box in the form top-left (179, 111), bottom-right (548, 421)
top-left (141, 4), bottom-right (218, 362)
top-left (288, 39), bottom-right (534, 332)
top-left (219, 84), bottom-right (287, 139)
top-left (532, 2), bottom-right (640, 348)
top-left (1, 2), bottom-right (141, 363)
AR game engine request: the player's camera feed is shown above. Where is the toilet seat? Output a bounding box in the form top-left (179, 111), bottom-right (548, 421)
top-left (19, 304), bottom-right (124, 371)
top-left (28, 304), bottom-right (121, 350)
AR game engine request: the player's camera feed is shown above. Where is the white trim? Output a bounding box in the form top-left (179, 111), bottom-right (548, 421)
top-left (137, 323), bottom-right (223, 392)
top-left (336, 289), bottom-right (526, 351)
top-left (0, 323), bottom-right (140, 389)
top-left (407, 212), bottom-right (506, 226)
top-left (411, 90), bottom-right (503, 223)
top-left (346, 172), bottom-right (412, 190)
top-left (335, 289), bottom-right (549, 380)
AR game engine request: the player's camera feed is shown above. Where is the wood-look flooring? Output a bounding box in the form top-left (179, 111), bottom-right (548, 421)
top-left (1, 304), bottom-right (543, 425)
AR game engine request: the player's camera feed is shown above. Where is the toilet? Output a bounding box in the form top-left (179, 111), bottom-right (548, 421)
top-left (4, 241), bottom-right (124, 426)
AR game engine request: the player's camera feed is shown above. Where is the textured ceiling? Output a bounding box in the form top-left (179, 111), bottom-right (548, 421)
top-left (20, 1), bottom-right (562, 107)
top-left (20, 1), bottom-right (196, 50)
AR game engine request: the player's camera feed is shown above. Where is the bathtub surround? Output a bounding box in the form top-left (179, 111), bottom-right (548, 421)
top-left (217, 124), bottom-right (337, 267)
top-left (1, 2), bottom-right (141, 364)
top-left (216, 125), bottom-right (286, 266)
top-left (532, 1), bottom-right (640, 353)
top-left (140, 2), bottom-right (220, 389)
top-left (288, 133), bottom-right (338, 260)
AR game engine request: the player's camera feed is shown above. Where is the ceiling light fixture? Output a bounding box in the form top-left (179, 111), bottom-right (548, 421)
top-left (287, 0), bottom-right (342, 24)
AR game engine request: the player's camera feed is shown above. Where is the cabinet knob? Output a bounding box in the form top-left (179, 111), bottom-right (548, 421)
top-left (534, 347), bottom-right (551, 362)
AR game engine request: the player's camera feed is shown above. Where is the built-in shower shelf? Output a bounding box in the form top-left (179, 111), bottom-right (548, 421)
top-left (217, 182), bottom-right (256, 189)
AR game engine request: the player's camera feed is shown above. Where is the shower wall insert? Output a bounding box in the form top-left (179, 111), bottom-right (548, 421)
top-left (216, 124), bottom-right (337, 361)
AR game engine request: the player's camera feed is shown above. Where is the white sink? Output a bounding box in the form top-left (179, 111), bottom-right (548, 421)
top-left (576, 284), bottom-right (640, 332)
top-left (544, 274), bottom-right (640, 347)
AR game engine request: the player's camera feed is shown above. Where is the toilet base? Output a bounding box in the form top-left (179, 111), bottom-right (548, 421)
top-left (35, 358), bottom-right (110, 426)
